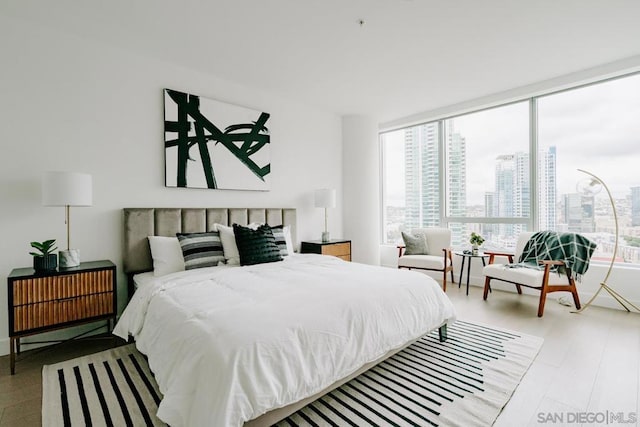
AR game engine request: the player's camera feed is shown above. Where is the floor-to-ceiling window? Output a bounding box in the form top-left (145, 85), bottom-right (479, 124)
top-left (381, 72), bottom-right (640, 264)
top-left (443, 101), bottom-right (530, 248)
top-left (537, 73), bottom-right (640, 263)
top-left (381, 122), bottom-right (440, 244)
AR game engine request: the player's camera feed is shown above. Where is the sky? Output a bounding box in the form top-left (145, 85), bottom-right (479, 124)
top-left (383, 73), bottom-right (640, 207)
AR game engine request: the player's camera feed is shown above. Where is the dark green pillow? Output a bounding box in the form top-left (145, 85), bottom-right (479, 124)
top-left (233, 224), bottom-right (283, 266)
top-left (401, 231), bottom-right (429, 255)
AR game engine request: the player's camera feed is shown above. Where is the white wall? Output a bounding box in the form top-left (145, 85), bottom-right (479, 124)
top-left (0, 16), bottom-right (343, 356)
top-left (342, 116), bottom-right (380, 265)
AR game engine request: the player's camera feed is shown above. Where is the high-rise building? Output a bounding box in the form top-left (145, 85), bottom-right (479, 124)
top-left (538, 147), bottom-right (557, 230)
top-left (563, 193), bottom-right (595, 232)
top-left (404, 123), bottom-right (440, 230)
top-left (404, 122), bottom-right (466, 246)
top-left (493, 147), bottom-right (556, 240)
top-left (483, 192), bottom-right (497, 239)
top-left (632, 186), bottom-right (640, 227)
top-left (494, 152), bottom-right (529, 239)
top-left (446, 122), bottom-right (466, 246)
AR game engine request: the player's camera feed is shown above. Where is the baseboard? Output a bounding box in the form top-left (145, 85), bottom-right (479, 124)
top-left (469, 279), bottom-right (640, 312)
top-left (381, 264), bottom-right (640, 313)
top-left (572, 290), bottom-right (640, 312)
top-left (0, 337), bottom-right (8, 357)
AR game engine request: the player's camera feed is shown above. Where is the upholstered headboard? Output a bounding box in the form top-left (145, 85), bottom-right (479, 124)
top-left (123, 208), bottom-right (297, 275)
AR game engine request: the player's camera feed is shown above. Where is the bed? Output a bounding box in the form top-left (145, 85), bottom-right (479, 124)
top-left (114, 208), bottom-right (457, 426)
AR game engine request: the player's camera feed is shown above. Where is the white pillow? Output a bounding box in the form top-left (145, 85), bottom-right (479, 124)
top-left (283, 225), bottom-right (295, 255)
top-left (214, 224), bottom-right (240, 265)
top-left (148, 236), bottom-right (185, 277)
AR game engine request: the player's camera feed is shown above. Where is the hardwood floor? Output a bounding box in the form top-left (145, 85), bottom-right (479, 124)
top-left (1, 285), bottom-right (638, 426)
top-left (450, 284), bottom-right (640, 427)
top-left (0, 335), bottom-right (125, 426)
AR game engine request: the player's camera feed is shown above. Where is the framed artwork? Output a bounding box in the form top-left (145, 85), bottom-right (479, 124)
top-left (164, 89), bottom-right (271, 191)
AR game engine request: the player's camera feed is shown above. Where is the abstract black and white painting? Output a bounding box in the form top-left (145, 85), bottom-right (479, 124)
top-left (164, 89), bottom-right (271, 191)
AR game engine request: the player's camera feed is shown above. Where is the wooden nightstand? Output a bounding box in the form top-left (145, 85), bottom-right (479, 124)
top-left (300, 240), bottom-right (351, 262)
top-left (7, 260), bottom-right (116, 374)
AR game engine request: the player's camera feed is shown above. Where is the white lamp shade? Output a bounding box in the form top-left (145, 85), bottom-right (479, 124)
top-left (314, 188), bottom-right (336, 208)
top-left (42, 172), bottom-right (93, 206)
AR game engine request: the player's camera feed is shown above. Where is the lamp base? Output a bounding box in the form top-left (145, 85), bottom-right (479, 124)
top-left (321, 231), bottom-right (331, 243)
top-left (59, 249), bottom-right (80, 268)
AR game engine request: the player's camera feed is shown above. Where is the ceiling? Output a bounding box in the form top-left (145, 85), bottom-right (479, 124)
top-left (4, 0), bottom-right (640, 122)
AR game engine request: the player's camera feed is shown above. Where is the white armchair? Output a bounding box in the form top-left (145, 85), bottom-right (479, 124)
top-left (482, 232), bottom-right (582, 317)
top-left (397, 228), bottom-right (454, 291)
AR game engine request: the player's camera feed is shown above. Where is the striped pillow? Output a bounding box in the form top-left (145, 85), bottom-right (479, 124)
top-left (270, 225), bottom-right (289, 257)
top-left (233, 224), bottom-right (283, 266)
top-left (176, 231), bottom-right (225, 270)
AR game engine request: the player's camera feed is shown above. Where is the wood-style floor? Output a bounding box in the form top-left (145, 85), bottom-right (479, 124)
top-left (0, 335), bottom-right (125, 426)
top-left (1, 284), bottom-right (639, 426)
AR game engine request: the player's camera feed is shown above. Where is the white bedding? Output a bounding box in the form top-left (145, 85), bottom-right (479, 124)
top-left (114, 254), bottom-right (456, 427)
top-left (132, 271), bottom-right (155, 289)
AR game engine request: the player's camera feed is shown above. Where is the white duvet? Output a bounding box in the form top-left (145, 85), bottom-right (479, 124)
top-left (114, 254), bottom-right (456, 427)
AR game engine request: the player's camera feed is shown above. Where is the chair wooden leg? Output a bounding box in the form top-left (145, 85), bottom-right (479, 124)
top-left (515, 284), bottom-right (522, 294)
top-left (538, 286), bottom-right (548, 317)
top-left (450, 268), bottom-right (454, 285)
top-left (483, 277), bottom-right (491, 300)
top-left (442, 270), bottom-right (447, 292)
top-left (570, 279), bottom-right (581, 310)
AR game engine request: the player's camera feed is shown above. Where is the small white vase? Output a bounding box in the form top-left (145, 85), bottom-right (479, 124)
top-left (59, 249), bottom-right (80, 268)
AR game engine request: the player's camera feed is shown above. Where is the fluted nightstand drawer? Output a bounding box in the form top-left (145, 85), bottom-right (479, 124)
top-left (12, 292), bottom-right (114, 333)
top-left (12, 269), bottom-right (114, 305)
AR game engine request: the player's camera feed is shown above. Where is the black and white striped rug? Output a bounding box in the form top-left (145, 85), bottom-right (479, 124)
top-left (42, 321), bottom-right (542, 427)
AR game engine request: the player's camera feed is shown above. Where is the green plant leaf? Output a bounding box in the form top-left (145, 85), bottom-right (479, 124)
top-left (29, 239), bottom-right (57, 256)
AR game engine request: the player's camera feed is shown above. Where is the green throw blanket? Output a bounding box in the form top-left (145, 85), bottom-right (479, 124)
top-left (517, 231), bottom-right (597, 280)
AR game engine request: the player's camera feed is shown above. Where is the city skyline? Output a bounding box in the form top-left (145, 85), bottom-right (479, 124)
top-left (382, 72), bottom-right (640, 208)
top-left (399, 124), bottom-right (560, 246)
top-left (381, 72), bottom-right (640, 261)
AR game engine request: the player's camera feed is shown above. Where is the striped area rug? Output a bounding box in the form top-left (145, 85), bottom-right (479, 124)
top-left (42, 321), bottom-right (542, 427)
top-left (42, 344), bottom-right (164, 427)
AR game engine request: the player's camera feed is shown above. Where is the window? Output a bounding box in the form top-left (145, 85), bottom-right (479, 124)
top-left (381, 72), bottom-right (640, 264)
top-left (381, 122), bottom-right (439, 244)
top-left (443, 102), bottom-right (529, 248)
top-left (538, 73), bottom-right (640, 263)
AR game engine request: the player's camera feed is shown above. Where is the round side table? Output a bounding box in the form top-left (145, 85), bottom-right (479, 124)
top-left (454, 251), bottom-right (489, 295)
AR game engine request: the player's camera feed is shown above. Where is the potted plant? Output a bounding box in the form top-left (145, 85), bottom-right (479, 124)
top-left (469, 232), bottom-right (485, 255)
top-left (30, 239), bottom-right (58, 272)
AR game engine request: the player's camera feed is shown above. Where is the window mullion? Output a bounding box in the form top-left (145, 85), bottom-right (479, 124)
top-left (438, 120), bottom-right (446, 227)
top-left (529, 98), bottom-right (538, 232)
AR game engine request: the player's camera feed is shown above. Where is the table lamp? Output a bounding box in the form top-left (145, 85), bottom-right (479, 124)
top-left (42, 171), bottom-right (93, 268)
top-left (314, 188), bottom-right (336, 242)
